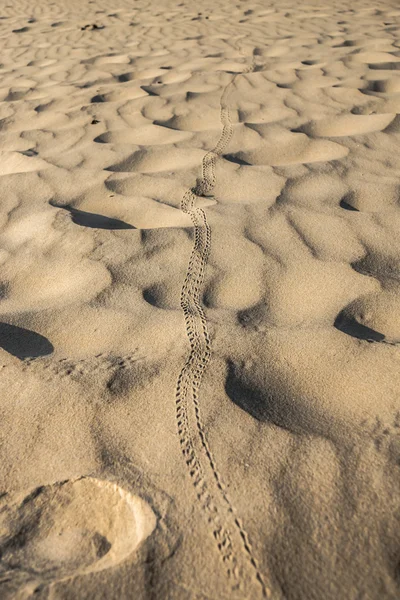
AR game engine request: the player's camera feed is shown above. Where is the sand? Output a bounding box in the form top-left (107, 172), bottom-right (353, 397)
top-left (0, 0), bottom-right (400, 598)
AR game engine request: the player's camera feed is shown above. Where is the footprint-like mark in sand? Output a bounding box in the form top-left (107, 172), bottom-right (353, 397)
top-left (175, 48), bottom-right (270, 598)
top-left (0, 477), bottom-right (156, 594)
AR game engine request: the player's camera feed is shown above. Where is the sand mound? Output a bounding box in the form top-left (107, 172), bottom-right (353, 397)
top-left (336, 291), bottom-right (400, 343)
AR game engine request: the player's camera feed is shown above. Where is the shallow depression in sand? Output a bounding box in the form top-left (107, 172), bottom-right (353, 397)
top-left (0, 477), bottom-right (156, 581)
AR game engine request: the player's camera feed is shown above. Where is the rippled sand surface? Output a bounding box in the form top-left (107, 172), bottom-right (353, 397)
top-left (1, 1), bottom-right (400, 598)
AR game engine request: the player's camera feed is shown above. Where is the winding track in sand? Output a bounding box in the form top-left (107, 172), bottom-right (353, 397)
top-left (175, 48), bottom-right (270, 598)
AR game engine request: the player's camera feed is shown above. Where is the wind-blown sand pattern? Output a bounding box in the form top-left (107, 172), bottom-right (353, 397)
top-left (1, 0), bottom-right (400, 598)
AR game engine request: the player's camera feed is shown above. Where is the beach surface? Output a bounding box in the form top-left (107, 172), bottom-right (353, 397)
top-left (1, 0), bottom-right (400, 598)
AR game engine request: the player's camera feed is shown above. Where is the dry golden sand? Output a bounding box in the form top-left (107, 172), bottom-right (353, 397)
top-left (0, 0), bottom-right (400, 598)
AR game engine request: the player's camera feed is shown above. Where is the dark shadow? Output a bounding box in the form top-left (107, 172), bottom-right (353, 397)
top-left (225, 361), bottom-right (275, 422)
top-left (254, 64), bottom-right (266, 74)
top-left (20, 149), bottom-right (38, 156)
top-left (0, 282), bottom-right (8, 299)
top-left (223, 154), bottom-right (251, 166)
top-left (93, 134), bottom-right (108, 143)
top-left (340, 198), bottom-right (359, 211)
top-left (142, 287), bottom-right (159, 307)
top-left (368, 62), bottom-right (400, 71)
top-left (334, 311), bottom-right (384, 342)
top-left (225, 360), bottom-right (337, 440)
top-left (224, 361), bottom-right (311, 436)
top-left (140, 85), bottom-right (159, 97)
top-left (363, 80), bottom-right (384, 93)
top-left (237, 303), bottom-right (268, 329)
top-left (4, 90), bottom-right (28, 102)
top-left (117, 73), bottom-right (132, 83)
top-left (81, 24), bottom-right (105, 31)
top-left (50, 200), bottom-right (134, 229)
top-left (91, 94), bottom-right (107, 103)
top-left (68, 208), bottom-right (134, 229)
top-left (351, 256), bottom-right (400, 283)
top-left (350, 258), bottom-right (371, 277)
top-left (0, 323), bottom-right (53, 359)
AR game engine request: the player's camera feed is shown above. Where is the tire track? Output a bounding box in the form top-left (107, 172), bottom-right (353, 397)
top-left (176, 50), bottom-right (271, 598)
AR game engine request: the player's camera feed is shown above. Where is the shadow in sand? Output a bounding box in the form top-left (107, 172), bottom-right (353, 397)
top-left (0, 323), bottom-right (54, 359)
top-left (340, 196), bottom-right (359, 211)
top-left (68, 208), bottom-right (134, 229)
top-left (225, 360), bottom-right (281, 424)
top-left (223, 154), bottom-right (251, 166)
top-left (225, 358), bottom-right (341, 442)
top-left (334, 311), bottom-right (384, 342)
top-left (91, 94), bottom-right (107, 103)
top-left (51, 202), bottom-right (134, 229)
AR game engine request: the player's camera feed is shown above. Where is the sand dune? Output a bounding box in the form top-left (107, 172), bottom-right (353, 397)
top-left (1, 0), bottom-right (400, 598)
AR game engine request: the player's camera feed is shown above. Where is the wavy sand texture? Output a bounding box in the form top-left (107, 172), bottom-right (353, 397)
top-left (1, 0), bottom-right (400, 599)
